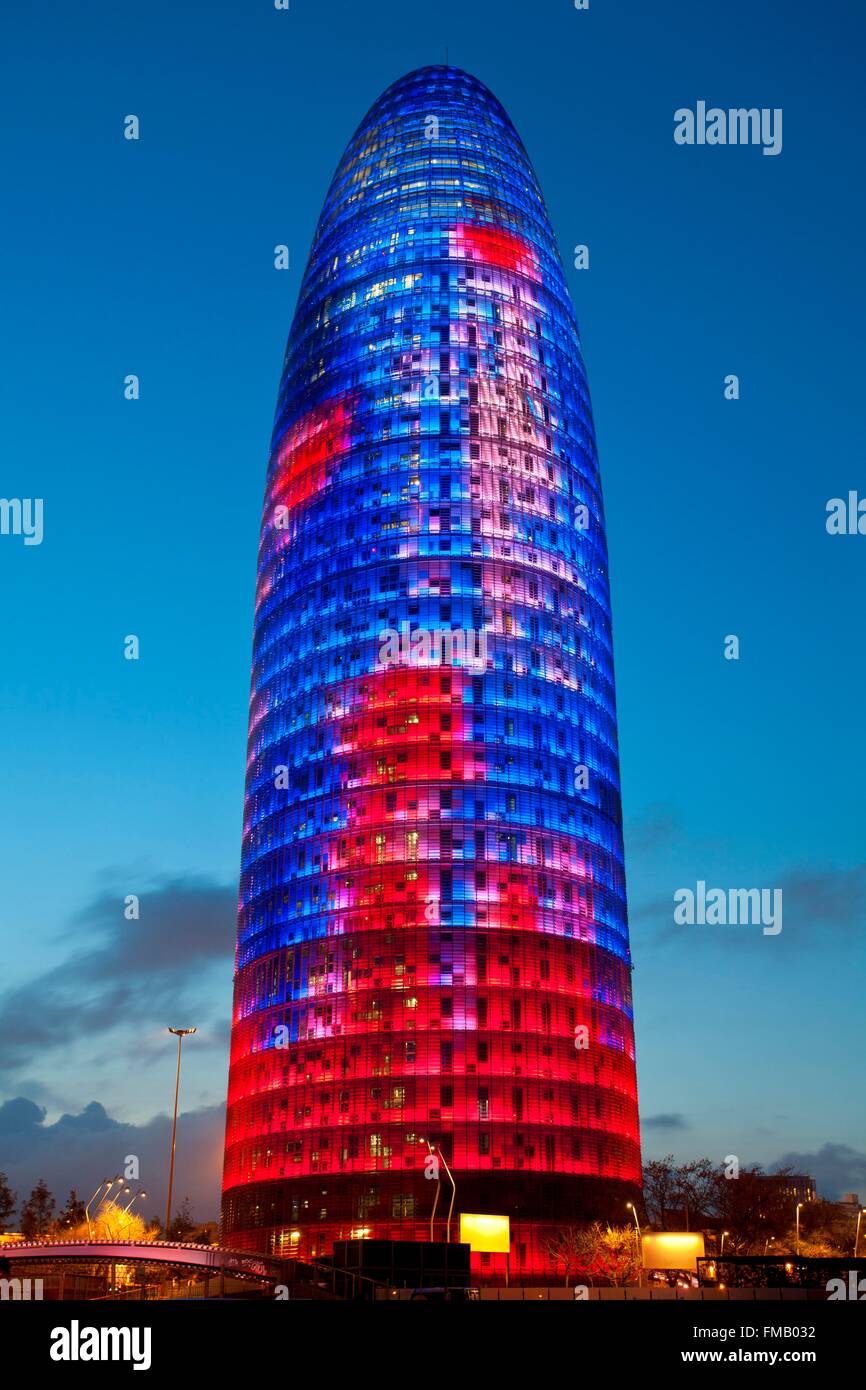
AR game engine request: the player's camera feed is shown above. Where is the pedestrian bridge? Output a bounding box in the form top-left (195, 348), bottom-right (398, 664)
top-left (0, 1239), bottom-right (280, 1279)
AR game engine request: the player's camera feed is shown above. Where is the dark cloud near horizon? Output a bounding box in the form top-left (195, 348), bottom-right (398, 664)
top-left (769, 1143), bottom-right (866, 1203)
top-left (630, 863), bottom-right (866, 953)
top-left (0, 876), bottom-right (235, 1077)
top-left (624, 805), bottom-right (679, 856)
top-left (0, 1096), bottom-right (225, 1225)
top-left (639, 1129), bottom-right (866, 1203)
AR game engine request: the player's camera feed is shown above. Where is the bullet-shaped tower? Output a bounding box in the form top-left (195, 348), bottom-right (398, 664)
top-left (222, 65), bottom-right (640, 1280)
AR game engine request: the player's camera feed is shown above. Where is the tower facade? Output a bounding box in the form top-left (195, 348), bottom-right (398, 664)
top-left (222, 66), bottom-right (640, 1280)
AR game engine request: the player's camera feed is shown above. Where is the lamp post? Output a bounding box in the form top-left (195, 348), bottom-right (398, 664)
top-left (419, 1138), bottom-right (456, 1242)
top-left (855, 1208), bottom-right (865, 1258)
top-left (165, 1027), bottom-right (196, 1237)
top-left (437, 1146), bottom-right (457, 1244)
top-left (626, 1201), bottom-right (641, 1238)
top-left (720, 1230), bottom-right (729, 1257)
top-left (85, 1177), bottom-right (122, 1240)
top-left (420, 1139), bottom-right (441, 1241)
top-left (120, 1189), bottom-right (146, 1221)
top-left (117, 1190), bottom-right (146, 1244)
top-left (626, 1202), bottom-right (642, 1287)
top-left (795, 1202), bottom-right (803, 1256)
top-left (85, 1178), bottom-right (110, 1239)
top-left (105, 1187), bottom-right (130, 1239)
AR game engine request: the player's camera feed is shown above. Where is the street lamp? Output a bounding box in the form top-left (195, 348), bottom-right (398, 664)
top-left (117, 1191), bottom-right (147, 1246)
top-left (437, 1146), bottom-right (457, 1244)
top-left (720, 1230), bottom-right (729, 1257)
top-left (105, 1187), bottom-right (130, 1238)
top-left (626, 1201), bottom-right (642, 1239)
top-left (120, 1189), bottom-right (146, 1220)
top-left (795, 1202), bottom-right (803, 1256)
top-left (626, 1202), bottom-right (642, 1287)
top-left (85, 1177), bottom-right (122, 1240)
top-left (419, 1138), bottom-right (456, 1242)
top-left (165, 1027), bottom-right (197, 1237)
top-left (419, 1139), bottom-right (441, 1242)
top-left (855, 1208), bottom-right (866, 1258)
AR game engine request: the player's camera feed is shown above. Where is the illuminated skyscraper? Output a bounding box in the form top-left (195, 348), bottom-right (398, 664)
top-left (222, 65), bottom-right (640, 1280)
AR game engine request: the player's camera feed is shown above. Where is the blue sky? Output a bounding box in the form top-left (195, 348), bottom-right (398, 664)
top-left (1, 0), bottom-right (864, 1220)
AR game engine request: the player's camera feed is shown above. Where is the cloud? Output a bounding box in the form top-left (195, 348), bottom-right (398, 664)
top-left (630, 863), bottom-right (866, 953)
top-left (0, 1096), bottom-right (48, 1137)
top-left (776, 866), bottom-right (866, 938)
top-left (769, 1143), bottom-right (866, 1202)
top-left (0, 1097), bottom-right (225, 1225)
top-left (0, 876), bottom-right (235, 1079)
top-left (642, 1112), bottom-right (689, 1131)
top-left (624, 805), bottom-right (679, 855)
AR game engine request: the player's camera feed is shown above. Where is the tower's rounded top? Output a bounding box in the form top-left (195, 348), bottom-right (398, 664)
top-left (310, 62), bottom-right (547, 268)
top-left (375, 63), bottom-right (509, 105)
top-left (357, 64), bottom-right (518, 143)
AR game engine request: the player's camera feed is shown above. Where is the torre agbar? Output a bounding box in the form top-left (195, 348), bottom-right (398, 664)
top-left (222, 66), bottom-right (641, 1280)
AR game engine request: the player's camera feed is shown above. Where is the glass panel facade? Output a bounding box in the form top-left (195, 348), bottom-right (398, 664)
top-left (222, 65), bottom-right (641, 1280)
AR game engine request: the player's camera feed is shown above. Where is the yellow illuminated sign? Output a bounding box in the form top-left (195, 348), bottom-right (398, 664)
top-left (641, 1232), bottom-right (705, 1271)
top-left (459, 1213), bottom-right (510, 1254)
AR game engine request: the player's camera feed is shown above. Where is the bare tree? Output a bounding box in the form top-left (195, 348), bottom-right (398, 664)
top-left (673, 1158), bottom-right (718, 1231)
top-left (643, 1155), bottom-right (678, 1229)
top-left (544, 1226), bottom-right (583, 1286)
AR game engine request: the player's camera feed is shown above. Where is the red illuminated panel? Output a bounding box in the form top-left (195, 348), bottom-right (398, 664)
top-left (451, 223), bottom-right (541, 281)
top-left (270, 396), bottom-right (352, 515)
